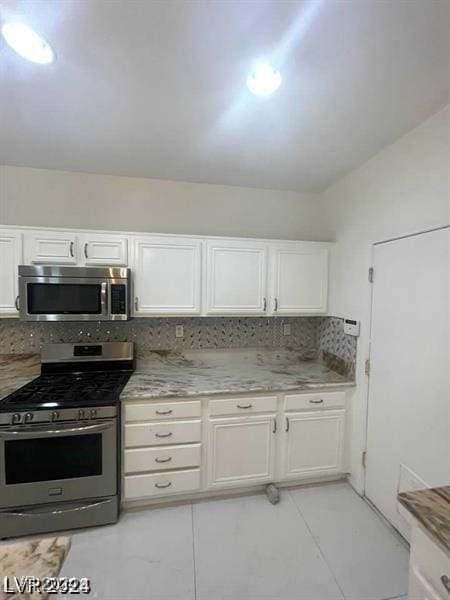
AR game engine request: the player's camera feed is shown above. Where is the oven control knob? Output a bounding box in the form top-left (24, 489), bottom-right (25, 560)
top-left (11, 413), bottom-right (21, 424)
top-left (78, 409), bottom-right (85, 420)
top-left (24, 412), bottom-right (33, 423)
top-left (52, 411), bottom-right (60, 421)
top-left (90, 409), bottom-right (97, 419)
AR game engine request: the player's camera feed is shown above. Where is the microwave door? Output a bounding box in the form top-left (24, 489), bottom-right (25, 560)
top-left (19, 277), bottom-right (108, 322)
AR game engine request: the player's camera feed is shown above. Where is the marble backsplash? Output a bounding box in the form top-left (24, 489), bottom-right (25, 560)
top-left (0, 316), bottom-right (357, 378)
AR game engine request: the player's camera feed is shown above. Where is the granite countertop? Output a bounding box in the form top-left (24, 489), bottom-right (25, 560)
top-left (398, 486), bottom-right (450, 553)
top-left (0, 536), bottom-right (71, 600)
top-left (0, 354), bottom-right (40, 402)
top-left (121, 348), bottom-right (354, 401)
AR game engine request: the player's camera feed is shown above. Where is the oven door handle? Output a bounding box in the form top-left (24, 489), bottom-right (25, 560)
top-left (0, 421), bottom-right (114, 438)
top-left (2, 498), bottom-right (113, 517)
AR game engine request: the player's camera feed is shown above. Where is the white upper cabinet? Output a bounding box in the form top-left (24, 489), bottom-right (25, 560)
top-left (79, 234), bottom-right (128, 266)
top-left (205, 239), bottom-right (268, 314)
top-left (133, 236), bottom-right (202, 315)
top-left (270, 243), bottom-right (329, 314)
top-left (0, 230), bottom-right (22, 315)
top-left (24, 231), bottom-right (78, 265)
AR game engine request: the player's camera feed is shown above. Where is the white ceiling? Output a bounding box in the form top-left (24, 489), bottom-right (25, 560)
top-left (0, 0), bottom-right (449, 192)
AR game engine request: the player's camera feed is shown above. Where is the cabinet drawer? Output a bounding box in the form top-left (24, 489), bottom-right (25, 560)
top-left (209, 396), bottom-right (277, 417)
top-left (124, 420), bottom-right (201, 447)
top-left (125, 400), bottom-right (201, 422)
top-left (411, 525), bottom-right (450, 597)
top-left (284, 391), bottom-right (346, 411)
top-left (125, 468), bottom-right (201, 500)
top-left (124, 443), bottom-right (201, 474)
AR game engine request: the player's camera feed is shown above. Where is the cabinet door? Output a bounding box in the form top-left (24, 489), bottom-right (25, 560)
top-left (80, 234), bottom-right (128, 266)
top-left (207, 416), bottom-right (276, 488)
top-left (24, 231), bottom-right (77, 264)
top-left (280, 410), bottom-right (345, 480)
top-left (271, 244), bottom-right (328, 314)
top-left (133, 237), bottom-right (202, 314)
top-left (0, 231), bottom-right (22, 315)
top-left (205, 240), bottom-right (268, 314)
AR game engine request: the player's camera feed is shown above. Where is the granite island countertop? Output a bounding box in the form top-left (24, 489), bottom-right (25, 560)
top-left (398, 486), bottom-right (450, 554)
top-left (0, 354), bottom-right (40, 402)
top-left (121, 348), bottom-right (355, 401)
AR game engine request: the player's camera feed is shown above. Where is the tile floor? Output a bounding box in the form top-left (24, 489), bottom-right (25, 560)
top-left (60, 482), bottom-right (410, 600)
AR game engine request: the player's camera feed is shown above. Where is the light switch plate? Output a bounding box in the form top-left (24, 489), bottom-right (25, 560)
top-left (175, 325), bottom-right (184, 338)
top-left (344, 319), bottom-right (360, 337)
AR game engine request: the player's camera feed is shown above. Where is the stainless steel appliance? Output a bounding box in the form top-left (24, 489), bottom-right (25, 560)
top-left (18, 266), bottom-right (130, 321)
top-left (0, 342), bottom-right (134, 538)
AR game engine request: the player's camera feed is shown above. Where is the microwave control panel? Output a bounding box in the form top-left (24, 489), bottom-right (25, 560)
top-left (110, 284), bottom-right (127, 315)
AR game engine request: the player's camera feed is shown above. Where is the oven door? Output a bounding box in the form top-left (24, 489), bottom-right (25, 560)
top-left (0, 419), bottom-right (117, 508)
top-left (19, 276), bottom-right (108, 321)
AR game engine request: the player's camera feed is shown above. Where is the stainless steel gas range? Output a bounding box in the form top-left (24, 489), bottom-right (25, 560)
top-left (0, 342), bottom-right (134, 538)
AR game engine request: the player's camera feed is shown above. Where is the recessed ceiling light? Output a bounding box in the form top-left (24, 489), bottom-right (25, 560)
top-left (1, 22), bottom-right (55, 64)
top-left (247, 64), bottom-right (282, 97)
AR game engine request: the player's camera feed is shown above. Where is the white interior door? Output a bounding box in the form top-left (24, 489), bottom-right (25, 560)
top-left (365, 227), bottom-right (449, 539)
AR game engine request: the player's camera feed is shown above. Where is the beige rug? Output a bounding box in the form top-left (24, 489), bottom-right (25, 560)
top-left (0, 537), bottom-right (71, 600)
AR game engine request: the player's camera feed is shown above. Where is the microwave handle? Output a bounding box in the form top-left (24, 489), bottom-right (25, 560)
top-left (101, 282), bottom-right (108, 316)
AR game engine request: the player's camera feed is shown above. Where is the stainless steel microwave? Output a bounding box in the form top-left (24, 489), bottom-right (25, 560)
top-left (18, 266), bottom-right (130, 322)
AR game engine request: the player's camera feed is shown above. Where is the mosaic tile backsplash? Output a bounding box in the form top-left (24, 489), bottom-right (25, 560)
top-left (0, 316), bottom-right (357, 377)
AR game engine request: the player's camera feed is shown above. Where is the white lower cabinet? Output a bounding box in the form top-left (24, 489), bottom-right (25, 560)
top-left (122, 390), bottom-right (349, 504)
top-left (408, 523), bottom-right (449, 600)
top-left (280, 410), bottom-right (345, 480)
top-left (207, 416), bottom-right (276, 488)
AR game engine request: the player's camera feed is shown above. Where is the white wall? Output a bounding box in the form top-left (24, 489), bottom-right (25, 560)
top-left (0, 165), bottom-right (330, 241)
top-left (318, 104), bottom-right (450, 492)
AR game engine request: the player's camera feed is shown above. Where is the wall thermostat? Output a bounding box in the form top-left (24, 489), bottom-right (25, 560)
top-left (344, 319), bottom-right (360, 337)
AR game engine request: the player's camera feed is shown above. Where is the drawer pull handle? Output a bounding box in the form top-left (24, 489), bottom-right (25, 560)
top-left (155, 432), bottom-right (173, 438)
top-left (155, 482), bottom-right (172, 489)
top-left (237, 403), bottom-right (253, 409)
top-left (285, 417), bottom-right (290, 432)
top-left (441, 575), bottom-right (450, 593)
top-left (155, 456), bottom-right (172, 463)
top-left (273, 417), bottom-right (277, 434)
top-left (156, 409), bottom-right (173, 415)
top-left (309, 399), bottom-right (324, 404)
